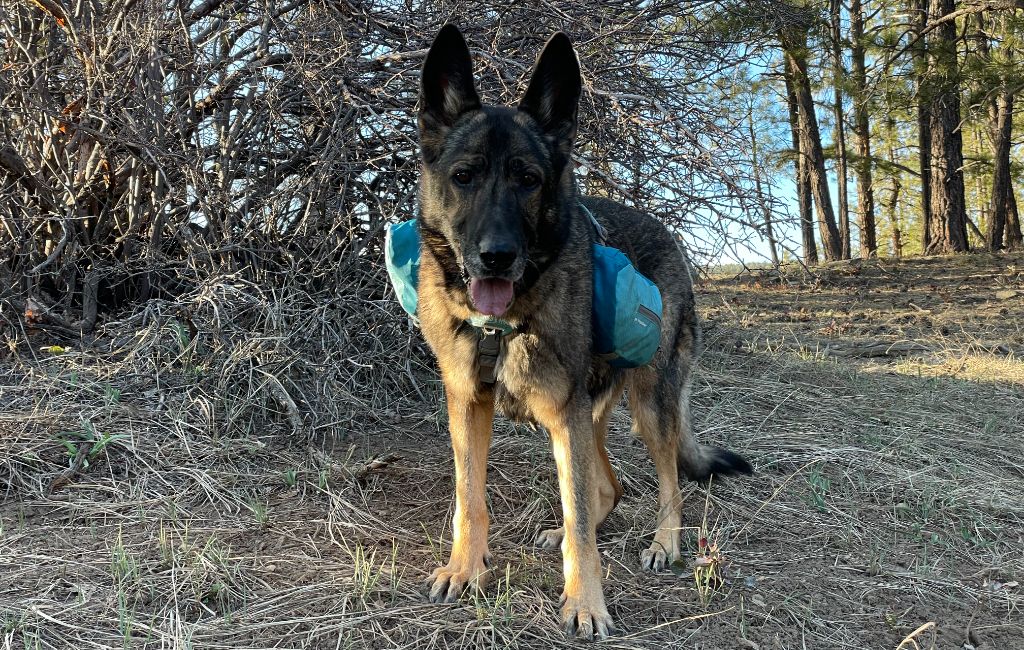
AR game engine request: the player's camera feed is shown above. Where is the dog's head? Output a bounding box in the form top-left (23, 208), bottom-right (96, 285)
top-left (417, 25), bottom-right (581, 317)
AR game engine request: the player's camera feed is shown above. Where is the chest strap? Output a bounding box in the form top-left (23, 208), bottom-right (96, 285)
top-left (467, 316), bottom-right (518, 384)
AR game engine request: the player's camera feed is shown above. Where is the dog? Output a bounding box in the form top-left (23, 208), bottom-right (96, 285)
top-left (413, 25), bottom-right (752, 640)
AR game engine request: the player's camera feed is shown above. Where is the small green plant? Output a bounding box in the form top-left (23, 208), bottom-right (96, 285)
top-left (914, 532), bottom-right (941, 575)
top-left (205, 580), bottom-right (229, 610)
top-left (157, 523), bottom-right (175, 569)
top-left (339, 539), bottom-right (399, 608)
top-left (282, 468), bottom-right (298, 488)
top-left (959, 523), bottom-right (987, 547)
top-left (349, 543), bottom-right (384, 604)
top-left (247, 499), bottom-right (269, 526)
top-left (110, 528), bottom-right (141, 648)
top-left (691, 483), bottom-right (726, 604)
top-left (111, 532), bottom-right (140, 587)
top-left (170, 319), bottom-right (191, 356)
top-left (56, 419), bottom-right (130, 469)
top-left (474, 563), bottom-right (514, 624)
top-left (197, 537), bottom-right (237, 614)
top-left (982, 416), bottom-right (1000, 435)
top-left (421, 522), bottom-right (443, 566)
top-left (103, 384), bottom-right (121, 405)
top-left (806, 470), bottom-right (831, 511)
top-left (169, 318), bottom-right (204, 376)
top-left (862, 429), bottom-right (884, 449)
top-left (693, 535), bottom-right (725, 603)
top-left (388, 539), bottom-right (402, 602)
top-left (116, 589), bottom-right (134, 649)
top-left (21, 623), bottom-right (43, 650)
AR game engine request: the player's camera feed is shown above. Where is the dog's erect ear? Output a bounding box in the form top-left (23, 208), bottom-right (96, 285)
top-left (419, 25), bottom-right (480, 160)
top-left (518, 33), bottom-right (581, 152)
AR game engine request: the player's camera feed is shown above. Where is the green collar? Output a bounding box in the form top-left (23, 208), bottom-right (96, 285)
top-left (466, 315), bottom-right (517, 335)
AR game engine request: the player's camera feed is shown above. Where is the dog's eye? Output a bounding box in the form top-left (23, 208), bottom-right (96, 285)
top-left (452, 170), bottom-right (473, 186)
top-left (520, 172), bottom-right (540, 190)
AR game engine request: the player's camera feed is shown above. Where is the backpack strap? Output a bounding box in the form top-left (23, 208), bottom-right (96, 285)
top-left (579, 203), bottom-right (608, 245)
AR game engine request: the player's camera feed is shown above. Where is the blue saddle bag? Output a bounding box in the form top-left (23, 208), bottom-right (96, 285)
top-left (384, 219), bottom-right (421, 320)
top-left (385, 220), bottom-right (662, 368)
top-left (590, 244), bottom-right (663, 367)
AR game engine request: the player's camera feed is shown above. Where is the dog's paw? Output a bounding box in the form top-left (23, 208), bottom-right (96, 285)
top-left (534, 527), bottom-right (563, 550)
top-left (639, 547), bottom-right (669, 572)
top-left (559, 590), bottom-right (615, 640)
top-left (640, 536), bottom-right (680, 572)
top-left (640, 542), bottom-right (681, 572)
top-left (424, 554), bottom-right (491, 603)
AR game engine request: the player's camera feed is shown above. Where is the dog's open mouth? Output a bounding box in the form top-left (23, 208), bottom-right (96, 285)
top-left (469, 277), bottom-right (515, 317)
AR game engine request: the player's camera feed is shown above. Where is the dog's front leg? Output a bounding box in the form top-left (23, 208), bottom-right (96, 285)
top-left (425, 382), bottom-right (494, 603)
top-left (536, 390), bottom-right (614, 640)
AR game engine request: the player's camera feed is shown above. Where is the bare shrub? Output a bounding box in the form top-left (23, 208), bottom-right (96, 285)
top-left (1, 1), bottom-right (775, 429)
top-left (1, 0), bottom-right (766, 316)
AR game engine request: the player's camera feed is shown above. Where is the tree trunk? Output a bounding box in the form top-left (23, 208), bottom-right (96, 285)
top-left (748, 111), bottom-right (780, 266)
top-left (973, 140), bottom-right (989, 247)
top-left (885, 115), bottom-right (904, 258)
top-left (913, 0), bottom-right (934, 251)
top-left (889, 177), bottom-right (904, 257)
top-left (1006, 188), bottom-right (1023, 250)
top-left (987, 92), bottom-right (1013, 251)
top-left (782, 28), bottom-right (843, 261)
top-left (785, 66), bottom-right (819, 264)
top-left (981, 7), bottom-right (1017, 253)
top-left (830, 0), bottom-right (851, 259)
top-left (924, 0), bottom-right (970, 254)
top-left (850, 0), bottom-right (877, 258)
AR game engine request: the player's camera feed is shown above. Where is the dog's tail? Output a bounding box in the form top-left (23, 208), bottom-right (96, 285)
top-left (678, 445), bottom-right (753, 483)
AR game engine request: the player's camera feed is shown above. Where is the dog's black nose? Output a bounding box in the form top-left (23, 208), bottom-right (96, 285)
top-left (480, 248), bottom-right (517, 273)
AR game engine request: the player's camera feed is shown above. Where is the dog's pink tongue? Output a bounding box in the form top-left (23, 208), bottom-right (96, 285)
top-left (469, 278), bottom-right (514, 316)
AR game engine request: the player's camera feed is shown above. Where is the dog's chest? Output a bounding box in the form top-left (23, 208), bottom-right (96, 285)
top-left (490, 334), bottom-right (620, 424)
top-left (490, 335), bottom-right (569, 423)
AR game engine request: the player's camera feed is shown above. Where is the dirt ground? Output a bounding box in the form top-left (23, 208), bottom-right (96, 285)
top-left (1, 253), bottom-right (1022, 649)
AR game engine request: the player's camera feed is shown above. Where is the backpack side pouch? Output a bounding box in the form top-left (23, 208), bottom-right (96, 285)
top-left (384, 219), bottom-right (421, 320)
top-left (591, 244), bottom-right (663, 368)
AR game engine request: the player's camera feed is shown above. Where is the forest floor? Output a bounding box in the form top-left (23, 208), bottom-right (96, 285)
top-left (1, 252), bottom-right (1022, 649)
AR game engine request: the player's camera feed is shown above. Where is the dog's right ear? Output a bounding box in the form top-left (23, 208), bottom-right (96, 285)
top-left (419, 25), bottom-right (480, 162)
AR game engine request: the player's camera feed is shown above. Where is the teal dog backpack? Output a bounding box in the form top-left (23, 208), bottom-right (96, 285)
top-left (384, 219), bottom-right (421, 319)
top-left (590, 243), bottom-right (662, 367)
top-left (385, 217), bottom-right (662, 368)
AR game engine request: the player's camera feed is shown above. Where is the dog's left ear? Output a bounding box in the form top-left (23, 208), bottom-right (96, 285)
top-left (518, 32), bottom-right (581, 154)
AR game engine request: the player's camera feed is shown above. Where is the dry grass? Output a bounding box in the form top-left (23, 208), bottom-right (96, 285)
top-left (2, 254), bottom-right (1023, 649)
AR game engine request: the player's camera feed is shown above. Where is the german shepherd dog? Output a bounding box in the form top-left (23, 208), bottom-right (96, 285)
top-left (415, 25), bottom-right (752, 639)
